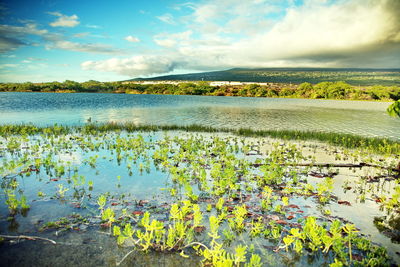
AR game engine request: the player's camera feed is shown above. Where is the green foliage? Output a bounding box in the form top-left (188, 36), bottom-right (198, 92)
top-left (4, 188), bottom-right (27, 214)
top-left (316, 177), bottom-right (334, 204)
top-left (387, 100), bottom-right (400, 118)
top-left (57, 184), bottom-right (69, 198)
top-left (97, 194), bottom-right (107, 210)
top-left (228, 204), bottom-right (248, 233)
top-left (101, 207), bottom-right (115, 227)
top-left (215, 197), bottom-right (225, 211)
top-left (1, 78), bottom-right (400, 101)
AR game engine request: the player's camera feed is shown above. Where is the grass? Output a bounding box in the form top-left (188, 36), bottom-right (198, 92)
top-left (0, 122), bottom-right (399, 155)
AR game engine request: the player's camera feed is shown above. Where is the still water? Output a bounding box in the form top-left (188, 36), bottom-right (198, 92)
top-left (0, 92), bottom-right (399, 139)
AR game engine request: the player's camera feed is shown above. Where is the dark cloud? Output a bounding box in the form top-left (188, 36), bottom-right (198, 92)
top-left (46, 40), bottom-right (125, 55)
top-left (0, 22), bottom-right (124, 55)
top-left (283, 42), bottom-right (400, 68)
top-left (0, 36), bottom-right (26, 53)
top-left (0, 23), bottom-right (48, 53)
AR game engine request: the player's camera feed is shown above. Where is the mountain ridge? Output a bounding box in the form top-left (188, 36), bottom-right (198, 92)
top-left (129, 68), bottom-right (400, 86)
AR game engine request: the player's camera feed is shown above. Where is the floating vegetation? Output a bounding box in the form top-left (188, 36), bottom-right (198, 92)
top-left (0, 125), bottom-right (399, 266)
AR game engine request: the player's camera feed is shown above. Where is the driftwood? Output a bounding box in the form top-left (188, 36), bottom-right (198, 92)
top-left (0, 234), bottom-right (57, 244)
top-left (252, 162), bottom-right (400, 173)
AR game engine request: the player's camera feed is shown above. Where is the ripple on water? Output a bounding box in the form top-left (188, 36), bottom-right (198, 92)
top-left (0, 92), bottom-right (399, 139)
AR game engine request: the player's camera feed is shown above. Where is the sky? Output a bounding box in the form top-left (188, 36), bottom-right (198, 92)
top-left (0, 0), bottom-right (399, 82)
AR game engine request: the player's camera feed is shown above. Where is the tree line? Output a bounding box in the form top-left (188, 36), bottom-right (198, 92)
top-left (1, 80), bottom-right (399, 101)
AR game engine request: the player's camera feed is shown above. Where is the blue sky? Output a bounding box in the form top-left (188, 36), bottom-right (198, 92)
top-left (0, 0), bottom-right (399, 82)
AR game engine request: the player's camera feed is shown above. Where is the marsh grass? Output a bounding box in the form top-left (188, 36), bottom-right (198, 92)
top-left (1, 123), bottom-right (399, 155)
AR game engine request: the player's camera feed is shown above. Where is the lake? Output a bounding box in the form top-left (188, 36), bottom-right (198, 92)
top-left (1, 92), bottom-right (400, 266)
top-left (0, 92), bottom-right (399, 139)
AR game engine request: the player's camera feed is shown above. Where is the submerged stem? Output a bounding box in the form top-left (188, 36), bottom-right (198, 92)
top-left (0, 234), bottom-right (57, 245)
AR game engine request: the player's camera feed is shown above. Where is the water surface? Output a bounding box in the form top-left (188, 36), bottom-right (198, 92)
top-left (0, 92), bottom-right (398, 139)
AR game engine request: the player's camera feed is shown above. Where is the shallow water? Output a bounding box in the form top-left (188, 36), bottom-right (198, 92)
top-left (0, 228), bottom-right (202, 267)
top-left (1, 131), bottom-right (399, 266)
top-left (0, 92), bottom-right (399, 139)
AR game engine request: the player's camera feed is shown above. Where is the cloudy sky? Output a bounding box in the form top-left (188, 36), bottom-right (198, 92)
top-left (0, 0), bottom-right (399, 82)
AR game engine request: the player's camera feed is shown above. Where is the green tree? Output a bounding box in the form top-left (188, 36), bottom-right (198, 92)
top-left (81, 80), bottom-right (104, 92)
top-left (296, 82), bottom-right (314, 98)
top-left (62, 80), bottom-right (82, 91)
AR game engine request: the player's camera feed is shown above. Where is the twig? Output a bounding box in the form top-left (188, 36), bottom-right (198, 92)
top-left (252, 162), bottom-right (400, 173)
top-left (0, 234), bottom-right (56, 244)
top-left (116, 249), bottom-right (135, 266)
top-left (182, 241), bottom-right (209, 250)
top-left (116, 239), bottom-right (141, 266)
top-left (79, 192), bottom-right (86, 206)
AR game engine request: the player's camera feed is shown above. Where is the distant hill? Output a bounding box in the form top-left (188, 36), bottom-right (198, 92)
top-left (131, 68), bottom-right (400, 86)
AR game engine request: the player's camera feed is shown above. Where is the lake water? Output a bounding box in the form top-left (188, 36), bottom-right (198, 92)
top-left (0, 92), bottom-right (399, 139)
top-left (1, 92), bottom-right (400, 266)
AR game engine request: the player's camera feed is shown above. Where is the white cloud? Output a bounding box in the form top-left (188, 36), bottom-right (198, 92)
top-left (156, 13), bottom-right (175, 25)
top-left (125, 35), bottom-right (140, 43)
top-left (154, 39), bottom-right (176, 47)
top-left (27, 57), bottom-right (46, 61)
top-left (193, 4), bottom-right (218, 23)
top-left (81, 0), bottom-right (400, 77)
top-left (73, 32), bottom-right (90, 38)
top-left (188, 0), bottom-right (277, 34)
top-left (0, 63), bottom-right (19, 69)
top-left (236, 0), bottom-right (400, 62)
top-left (85, 24), bottom-right (102, 29)
top-left (49, 12), bottom-right (80, 27)
top-left (154, 30), bottom-right (192, 47)
top-left (81, 56), bottom-right (177, 76)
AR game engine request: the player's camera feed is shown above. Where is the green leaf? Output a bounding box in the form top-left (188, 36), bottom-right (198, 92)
top-left (387, 100), bottom-right (400, 118)
top-left (113, 225), bottom-right (121, 236)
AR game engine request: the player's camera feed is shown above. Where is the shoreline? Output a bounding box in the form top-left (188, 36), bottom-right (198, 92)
top-left (1, 80), bottom-right (399, 102)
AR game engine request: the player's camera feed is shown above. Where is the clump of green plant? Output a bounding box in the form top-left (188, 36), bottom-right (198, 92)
top-left (56, 184), bottom-right (69, 198)
top-left (380, 185), bottom-right (400, 212)
top-left (228, 204), bottom-right (248, 233)
top-left (316, 177), bottom-right (334, 204)
top-left (3, 180), bottom-right (30, 215)
top-left (281, 217), bottom-right (390, 266)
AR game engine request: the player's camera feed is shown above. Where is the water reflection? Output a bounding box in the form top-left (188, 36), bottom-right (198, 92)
top-left (0, 92), bottom-right (398, 139)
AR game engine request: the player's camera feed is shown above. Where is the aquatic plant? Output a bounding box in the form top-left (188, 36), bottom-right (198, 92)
top-left (0, 124), bottom-right (398, 266)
